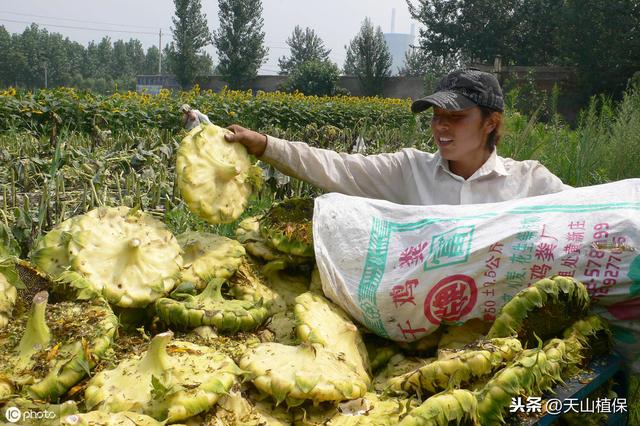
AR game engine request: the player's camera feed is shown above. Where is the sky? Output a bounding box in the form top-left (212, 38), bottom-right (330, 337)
top-left (0, 0), bottom-right (419, 74)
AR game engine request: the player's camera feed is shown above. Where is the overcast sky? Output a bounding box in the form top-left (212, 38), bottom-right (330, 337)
top-left (0, 0), bottom-right (418, 74)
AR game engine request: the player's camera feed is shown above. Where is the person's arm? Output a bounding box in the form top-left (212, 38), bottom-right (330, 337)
top-left (528, 162), bottom-right (570, 196)
top-left (225, 125), bottom-right (408, 202)
top-left (194, 110), bottom-right (211, 124)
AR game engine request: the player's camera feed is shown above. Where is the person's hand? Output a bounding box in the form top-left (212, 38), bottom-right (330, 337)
top-left (225, 124), bottom-right (267, 157)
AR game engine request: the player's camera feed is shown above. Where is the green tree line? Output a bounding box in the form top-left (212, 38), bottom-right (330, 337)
top-left (0, 23), bottom-right (172, 92)
top-left (407, 0), bottom-right (640, 102)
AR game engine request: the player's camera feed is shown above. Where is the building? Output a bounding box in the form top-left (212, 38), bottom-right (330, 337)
top-left (383, 9), bottom-right (415, 76)
top-left (136, 75), bottom-right (180, 94)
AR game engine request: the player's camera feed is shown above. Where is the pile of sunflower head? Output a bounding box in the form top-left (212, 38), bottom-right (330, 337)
top-left (0, 123), bottom-right (614, 425)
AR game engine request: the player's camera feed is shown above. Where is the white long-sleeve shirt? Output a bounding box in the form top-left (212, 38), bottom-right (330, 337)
top-left (261, 135), bottom-right (569, 205)
top-left (184, 109), bottom-right (211, 131)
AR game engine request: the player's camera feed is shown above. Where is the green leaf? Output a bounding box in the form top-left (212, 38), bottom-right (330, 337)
top-left (151, 374), bottom-right (174, 400)
top-left (0, 223), bottom-right (20, 258)
top-left (0, 259), bottom-right (26, 290)
top-left (77, 357), bottom-right (92, 377)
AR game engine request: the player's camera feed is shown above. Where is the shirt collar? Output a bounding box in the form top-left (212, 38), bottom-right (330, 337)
top-left (433, 150), bottom-right (453, 178)
top-left (433, 149), bottom-right (510, 180)
top-left (478, 149), bottom-right (510, 178)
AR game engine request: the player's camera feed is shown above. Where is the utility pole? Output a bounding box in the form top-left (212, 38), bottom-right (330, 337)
top-left (44, 62), bottom-right (48, 89)
top-left (158, 29), bottom-right (162, 75)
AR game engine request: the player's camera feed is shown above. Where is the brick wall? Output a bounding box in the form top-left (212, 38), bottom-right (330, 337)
top-left (138, 74), bottom-right (426, 99)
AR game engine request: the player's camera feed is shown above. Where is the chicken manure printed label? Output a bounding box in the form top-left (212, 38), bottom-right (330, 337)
top-left (313, 178), bottom-right (640, 371)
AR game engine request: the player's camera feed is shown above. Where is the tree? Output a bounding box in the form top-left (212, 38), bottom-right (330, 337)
top-left (144, 46), bottom-right (162, 75)
top-left (278, 26), bottom-right (331, 75)
top-left (406, 0), bottom-right (521, 65)
top-left (406, 0), bottom-right (640, 102)
top-left (406, 0), bottom-right (464, 67)
top-left (0, 26), bottom-right (16, 86)
top-left (126, 39), bottom-right (146, 78)
top-left (110, 39), bottom-right (146, 90)
top-left (281, 60), bottom-right (341, 96)
top-left (509, 0), bottom-right (565, 65)
top-left (8, 34), bottom-right (27, 87)
top-left (44, 33), bottom-right (74, 86)
top-left (0, 24), bottom-right (158, 91)
top-left (169, 0), bottom-right (212, 88)
top-left (112, 40), bottom-right (132, 80)
top-left (95, 37), bottom-right (114, 80)
top-left (195, 52), bottom-right (214, 75)
top-left (398, 47), bottom-right (429, 76)
top-left (66, 40), bottom-right (86, 81)
top-left (552, 0), bottom-right (640, 100)
top-left (213, 0), bottom-right (268, 89)
top-left (18, 24), bottom-right (48, 88)
top-left (397, 46), bottom-right (453, 94)
top-left (163, 43), bottom-right (212, 81)
top-left (84, 41), bottom-right (101, 78)
top-left (343, 18), bottom-right (392, 96)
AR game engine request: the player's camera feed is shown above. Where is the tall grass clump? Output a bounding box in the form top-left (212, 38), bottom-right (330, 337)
top-left (604, 82), bottom-right (640, 181)
top-left (499, 82), bottom-right (640, 187)
top-left (631, 374), bottom-right (640, 425)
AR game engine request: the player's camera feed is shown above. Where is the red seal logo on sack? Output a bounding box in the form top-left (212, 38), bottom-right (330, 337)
top-left (424, 274), bottom-right (477, 325)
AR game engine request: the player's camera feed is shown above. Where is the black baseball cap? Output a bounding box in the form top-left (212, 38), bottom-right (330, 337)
top-left (411, 69), bottom-right (504, 113)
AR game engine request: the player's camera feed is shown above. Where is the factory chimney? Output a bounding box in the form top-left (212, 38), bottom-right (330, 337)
top-left (391, 8), bottom-right (396, 33)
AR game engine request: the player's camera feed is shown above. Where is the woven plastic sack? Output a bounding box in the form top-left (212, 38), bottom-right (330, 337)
top-left (313, 179), bottom-right (640, 371)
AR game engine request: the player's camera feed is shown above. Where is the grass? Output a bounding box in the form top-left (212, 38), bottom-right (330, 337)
top-left (164, 195), bottom-right (274, 238)
top-left (500, 83), bottom-right (640, 187)
top-left (631, 374), bottom-right (640, 425)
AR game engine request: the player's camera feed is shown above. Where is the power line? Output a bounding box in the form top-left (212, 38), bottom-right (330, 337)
top-left (0, 18), bottom-right (159, 35)
top-left (1, 16), bottom-right (346, 63)
top-left (1, 19), bottom-right (299, 48)
top-left (0, 10), bottom-right (168, 31)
